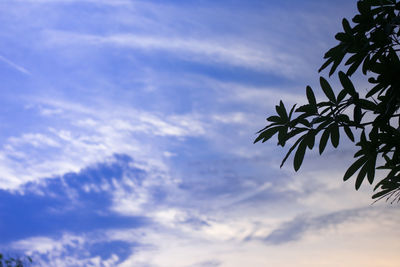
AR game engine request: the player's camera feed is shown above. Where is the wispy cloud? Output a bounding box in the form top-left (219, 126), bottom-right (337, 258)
top-left (43, 30), bottom-right (302, 77)
top-left (0, 98), bottom-right (206, 189)
top-left (0, 54), bottom-right (31, 75)
top-left (11, 233), bottom-right (124, 267)
top-left (261, 209), bottom-right (365, 245)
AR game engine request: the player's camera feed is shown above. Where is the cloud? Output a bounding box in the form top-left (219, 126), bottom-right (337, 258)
top-left (0, 98), bottom-right (206, 190)
top-left (188, 260), bottom-right (221, 267)
top-left (0, 155), bottom-right (150, 242)
top-left (0, 54), bottom-right (31, 75)
top-left (1, 154), bottom-right (161, 265)
top-left (261, 208), bottom-right (365, 245)
top-left (10, 233), bottom-right (127, 267)
top-left (43, 30), bottom-right (301, 77)
top-left (3, 152), bottom-right (400, 267)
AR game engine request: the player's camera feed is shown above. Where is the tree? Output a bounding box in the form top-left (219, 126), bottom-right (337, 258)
top-left (254, 0), bottom-right (400, 203)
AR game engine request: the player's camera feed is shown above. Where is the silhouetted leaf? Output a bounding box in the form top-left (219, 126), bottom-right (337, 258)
top-left (275, 100), bottom-right (288, 121)
top-left (254, 127), bottom-right (280, 143)
top-left (306, 86), bottom-right (317, 107)
top-left (267, 116), bottom-right (281, 123)
top-left (358, 99), bottom-right (377, 110)
top-left (372, 189), bottom-right (392, 199)
top-left (354, 105), bottom-right (362, 124)
top-left (330, 125), bottom-right (340, 148)
top-left (320, 77), bottom-right (336, 102)
top-left (294, 139), bottom-right (308, 171)
top-left (280, 136), bottom-right (305, 168)
top-left (337, 89), bottom-right (348, 102)
top-left (344, 156), bottom-right (368, 181)
top-left (339, 71), bottom-right (356, 96)
top-left (319, 57), bottom-right (334, 72)
top-left (288, 104), bottom-right (297, 119)
top-left (342, 18), bottom-right (352, 33)
top-left (306, 131), bottom-right (316, 149)
top-left (347, 54), bottom-right (365, 76)
top-left (329, 52), bottom-right (345, 76)
top-left (355, 163), bottom-right (369, 190)
top-left (278, 126), bottom-right (288, 146)
top-left (344, 126), bottom-right (355, 142)
top-left (319, 127), bottom-right (331, 154)
top-left (367, 156), bottom-right (377, 184)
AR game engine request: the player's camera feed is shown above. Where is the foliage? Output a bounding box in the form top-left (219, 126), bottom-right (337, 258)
top-left (255, 0), bottom-right (400, 203)
top-left (0, 253), bottom-right (32, 267)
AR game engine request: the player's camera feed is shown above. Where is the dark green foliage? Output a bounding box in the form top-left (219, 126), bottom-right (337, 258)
top-left (255, 0), bottom-right (400, 203)
top-left (0, 253), bottom-right (32, 267)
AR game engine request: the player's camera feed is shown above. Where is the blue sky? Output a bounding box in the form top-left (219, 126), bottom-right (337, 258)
top-left (0, 0), bottom-right (399, 266)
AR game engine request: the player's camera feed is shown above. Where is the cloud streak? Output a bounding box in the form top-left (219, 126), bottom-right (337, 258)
top-left (0, 54), bottom-right (31, 75)
top-left (43, 30), bottom-right (303, 77)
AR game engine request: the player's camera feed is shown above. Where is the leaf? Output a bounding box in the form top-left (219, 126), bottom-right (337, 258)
top-left (337, 89), bottom-right (347, 103)
top-left (354, 105), bottom-right (362, 124)
top-left (357, 0), bottom-right (370, 14)
top-left (296, 118), bottom-right (311, 128)
top-left (329, 52), bottom-right (346, 76)
top-left (367, 156), bottom-right (377, 184)
top-left (278, 126), bottom-right (288, 146)
top-left (320, 77), bottom-right (336, 102)
top-left (319, 127), bottom-right (331, 154)
top-left (342, 18), bottom-right (352, 33)
top-left (366, 83), bottom-right (385, 98)
top-left (343, 156), bottom-right (368, 181)
top-left (362, 54), bottom-right (371, 74)
top-left (294, 138), bottom-right (308, 172)
top-left (267, 116), bottom-right (282, 123)
top-left (337, 114), bottom-right (350, 123)
top-left (347, 53), bottom-right (365, 76)
top-left (372, 189), bottom-right (392, 199)
top-left (254, 127), bottom-right (280, 143)
top-left (285, 128), bottom-right (309, 139)
top-left (288, 104), bottom-right (297, 119)
top-left (256, 123), bottom-right (277, 134)
top-left (345, 53), bottom-right (361, 66)
top-left (335, 32), bottom-right (350, 42)
top-left (355, 163), bottom-right (368, 190)
top-left (358, 99), bottom-right (377, 110)
top-left (319, 57), bottom-right (334, 72)
top-left (315, 119), bottom-right (332, 132)
top-left (330, 124), bottom-right (340, 148)
top-left (306, 131), bottom-right (316, 149)
top-left (280, 136), bottom-right (305, 168)
top-left (344, 126), bottom-right (355, 142)
top-left (306, 86), bottom-right (317, 106)
top-left (338, 71), bottom-right (356, 96)
top-left (275, 100), bottom-right (288, 121)
top-left (295, 104), bottom-right (315, 114)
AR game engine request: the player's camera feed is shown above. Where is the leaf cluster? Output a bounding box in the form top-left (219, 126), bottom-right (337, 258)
top-left (255, 0), bottom-right (400, 202)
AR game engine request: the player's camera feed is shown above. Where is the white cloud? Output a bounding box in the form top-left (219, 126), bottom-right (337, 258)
top-left (11, 233), bottom-right (121, 267)
top-left (0, 54), bottom-right (31, 75)
top-left (43, 30), bottom-right (303, 77)
top-left (114, 206), bottom-right (400, 267)
top-left (0, 98), bottom-right (206, 190)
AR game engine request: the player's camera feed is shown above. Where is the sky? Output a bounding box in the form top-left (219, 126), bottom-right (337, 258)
top-left (0, 0), bottom-right (399, 266)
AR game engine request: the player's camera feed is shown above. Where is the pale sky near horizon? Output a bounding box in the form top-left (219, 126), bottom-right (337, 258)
top-left (0, 0), bottom-right (399, 266)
